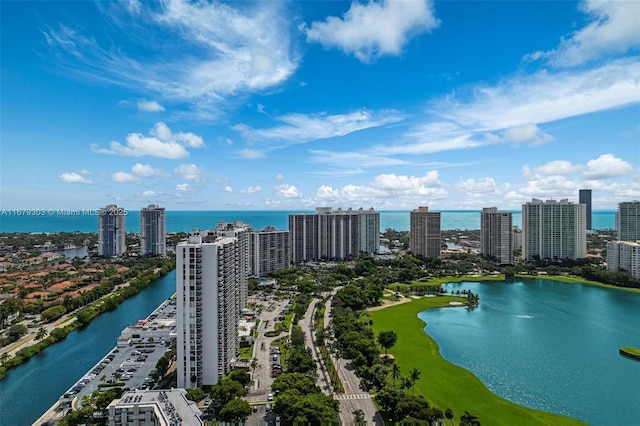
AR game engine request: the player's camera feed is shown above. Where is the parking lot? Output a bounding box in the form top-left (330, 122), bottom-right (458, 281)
top-left (64, 299), bottom-right (176, 405)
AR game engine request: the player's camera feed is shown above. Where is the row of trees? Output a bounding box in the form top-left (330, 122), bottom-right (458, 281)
top-left (327, 272), bottom-right (481, 425)
top-left (205, 370), bottom-right (252, 422)
top-left (272, 373), bottom-right (339, 423)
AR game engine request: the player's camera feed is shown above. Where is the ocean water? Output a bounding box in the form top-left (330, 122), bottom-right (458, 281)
top-left (0, 210), bottom-right (616, 233)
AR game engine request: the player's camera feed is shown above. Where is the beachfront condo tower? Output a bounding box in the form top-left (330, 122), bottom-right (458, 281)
top-left (98, 204), bottom-right (126, 256)
top-left (288, 207), bottom-right (380, 263)
top-left (481, 207), bottom-right (513, 265)
top-left (410, 206), bottom-right (441, 259)
top-left (140, 204), bottom-right (166, 256)
top-left (522, 198), bottom-right (587, 261)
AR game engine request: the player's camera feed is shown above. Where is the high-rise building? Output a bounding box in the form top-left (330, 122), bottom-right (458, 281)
top-left (140, 204), bottom-right (166, 256)
top-left (522, 198), bottom-right (587, 261)
top-left (176, 233), bottom-right (244, 388)
top-left (249, 226), bottom-right (290, 277)
top-left (579, 189), bottom-right (592, 230)
top-left (606, 240), bottom-right (640, 279)
top-left (98, 204), bottom-right (126, 256)
top-left (616, 201), bottom-right (640, 241)
top-left (193, 222), bottom-right (251, 316)
top-left (288, 207), bottom-right (379, 263)
top-left (481, 207), bottom-right (513, 265)
top-left (512, 226), bottom-right (523, 254)
top-left (410, 207), bottom-right (441, 259)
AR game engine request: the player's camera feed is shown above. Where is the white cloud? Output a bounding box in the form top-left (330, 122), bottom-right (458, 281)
top-left (372, 171), bottom-right (443, 195)
top-left (91, 122), bottom-right (204, 159)
top-left (233, 109), bottom-right (403, 147)
top-left (303, 0), bottom-right (439, 63)
top-left (506, 153), bottom-right (638, 204)
top-left (131, 163), bottom-right (167, 177)
top-left (583, 154), bottom-right (633, 179)
top-left (240, 186), bottom-right (262, 194)
top-left (501, 123), bottom-right (554, 146)
top-left (455, 177), bottom-right (502, 194)
top-left (315, 171), bottom-right (447, 207)
top-left (141, 190), bottom-right (162, 197)
top-left (112, 171), bottom-right (142, 184)
top-left (59, 172), bottom-right (92, 184)
top-left (534, 160), bottom-right (582, 175)
top-left (174, 164), bottom-right (206, 182)
top-left (276, 184), bottom-right (302, 198)
top-left (176, 183), bottom-right (195, 192)
top-left (310, 150), bottom-right (406, 169)
top-left (224, 185), bottom-right (233, 193)
top-left (137, 99), bottom-right (165, 112)
top-left (79, 169), bottom-right (92, 175)
top-left (238, 149), bottom-right (265, 159)
top-left (45, 1), bottom-right (297, 116)
top-left (274, 174), bottom-right (285, 181)
top-left (528, 0), bottom-right (640, 67)
top-left (433, 59), bottom-right (640, 132)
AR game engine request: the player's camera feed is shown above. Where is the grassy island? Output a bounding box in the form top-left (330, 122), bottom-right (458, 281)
top-left (619, 347), bottom-right (640, 360)
top-left (368, 296), bottom-right (586, 426)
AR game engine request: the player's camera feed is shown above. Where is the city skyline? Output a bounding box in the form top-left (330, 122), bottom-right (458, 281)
top-left (2, 1), bottom-right (639, 211)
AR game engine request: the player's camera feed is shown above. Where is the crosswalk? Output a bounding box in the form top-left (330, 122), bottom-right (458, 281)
top-left (336, 393), bottom-right (371, 400)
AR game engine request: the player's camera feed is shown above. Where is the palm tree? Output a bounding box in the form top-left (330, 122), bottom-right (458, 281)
top-left (36, 327), bottom-right (48, 341)
top-left (460, 411), bottom-right (480, 426)
top-left (445, 408), bottom-right (454, 426)
top-left (391, 363), bottom-right (401, 387)
top-left (250, 357), bottom-right (259, 379)
top-left (409, 368), bottom-right (421, 395)
top-left (0, 352), bottom-right (9, 366)
top-left (400, 376), bottom-right (413, 392)
top-left (353, 409), bottom-right (365, 424)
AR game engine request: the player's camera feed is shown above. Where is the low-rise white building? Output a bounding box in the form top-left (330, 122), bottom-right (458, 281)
top-left (117, 319), bottom-right (176, 347)
top-left (107, 389), bottom-right (203, 426)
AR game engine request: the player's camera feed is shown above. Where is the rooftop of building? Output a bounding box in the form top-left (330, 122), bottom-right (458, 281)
top-left (108, 389), bottom-right (203, 425)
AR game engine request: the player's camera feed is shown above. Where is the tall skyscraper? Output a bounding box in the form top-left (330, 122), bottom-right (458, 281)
top-left (193, 222), bottom-right (251, 315)
top-left (522, 199), bottom-right (587, 261)
top-left (249, 226), bottom-right (290, 277)
top-left (140, 204), bottom-right (166, 256)
top-left (616, 201), bottom-right (640, 241)
top-left (98, 204), bottom-right (126, 256)
top-left (579, 189), bottom-right (592, 230)
top-left (410, 207), bottom-right (441, 259)
top-left (481, 207), bottom-right (513, 265)
top-left (606, 241), bottom-right (640, 279)
top-left (176, 233), bottom-right (244, 388)
top-left (288, 207), bottom-right (380, 263)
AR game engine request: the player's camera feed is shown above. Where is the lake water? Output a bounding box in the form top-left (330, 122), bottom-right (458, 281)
top-left (419, 280), bottom-right (640, 425)
top-left (0, 270), bottom-right (177, 426)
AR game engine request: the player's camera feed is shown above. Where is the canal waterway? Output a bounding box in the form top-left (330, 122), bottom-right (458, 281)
top-left (419, 279), bottom-right (640, 425)
top-left (0, 270), bottom-right (176, 426)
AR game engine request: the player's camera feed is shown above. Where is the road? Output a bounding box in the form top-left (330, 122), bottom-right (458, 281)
top-left (324, 296), bottom-right (383, 426)
top-left (0, 315), bottom-right (76, 358)
top-left (300, 298), bottom-right (332, 395)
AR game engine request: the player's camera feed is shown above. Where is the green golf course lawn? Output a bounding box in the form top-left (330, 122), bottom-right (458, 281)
top-left (367, 296), bottom-right (586, 425)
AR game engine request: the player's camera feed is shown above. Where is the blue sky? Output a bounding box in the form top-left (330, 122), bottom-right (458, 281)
top-left (1, 0), bottom-right (639, 211)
